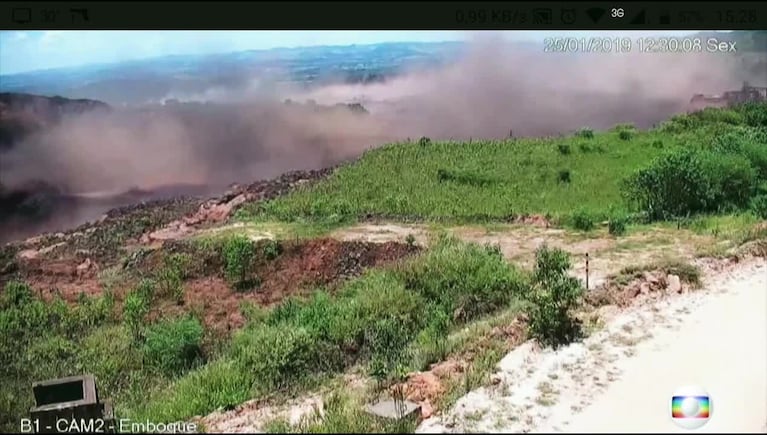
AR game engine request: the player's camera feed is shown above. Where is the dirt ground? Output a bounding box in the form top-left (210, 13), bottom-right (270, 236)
top-left (149, 238), bottom-right (419, 331)
top-left (332, 222), bottom-right (718, 289)
top-left (5, 235), bottom-right (418, 333)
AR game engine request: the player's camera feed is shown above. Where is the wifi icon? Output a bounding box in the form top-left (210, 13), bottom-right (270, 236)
top-left (586, 7), bottom-right (606, 23)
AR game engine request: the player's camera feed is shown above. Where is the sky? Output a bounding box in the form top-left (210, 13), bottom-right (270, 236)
top-left (0, 30), bottom-right (700, 75)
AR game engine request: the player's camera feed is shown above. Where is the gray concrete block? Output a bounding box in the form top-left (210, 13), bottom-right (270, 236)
top-left (365, 399), bottom-right (421, 420)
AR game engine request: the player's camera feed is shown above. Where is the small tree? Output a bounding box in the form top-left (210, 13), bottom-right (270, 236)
top-left (123, 291), bottom-right (149, 341)
top-left (223, 236), bottom-right (256, 290)
top-left (528, 245), bottom-right (584, 348)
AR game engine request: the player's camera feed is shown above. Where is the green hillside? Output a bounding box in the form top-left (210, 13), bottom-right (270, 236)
top-left (250, 103), bottom-right (767, 228)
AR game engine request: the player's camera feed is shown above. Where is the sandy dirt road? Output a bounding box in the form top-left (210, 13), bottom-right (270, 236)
top-left (417, 258), bottom-right (767, 434)
top-left (556, 260), bottom-right (767, 433)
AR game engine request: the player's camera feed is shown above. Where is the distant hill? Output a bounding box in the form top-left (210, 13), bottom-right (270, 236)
top-left (0, 41), bottom-right (465, 106)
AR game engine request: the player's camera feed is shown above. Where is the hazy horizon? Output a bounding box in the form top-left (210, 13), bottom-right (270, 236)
top-left (0, 30), bottom-right (702, 76)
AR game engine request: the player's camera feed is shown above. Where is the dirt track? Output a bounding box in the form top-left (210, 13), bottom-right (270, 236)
top-left (555, 259), bottom-right (767, 433)
top-left (417, 258), bottom-right (767, 433)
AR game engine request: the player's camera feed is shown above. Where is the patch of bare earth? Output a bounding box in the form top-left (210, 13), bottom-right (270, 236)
top-left (194, 395), bottom-right (325, 433)
top-left (147, 238), bottom-right (418, 332)
top-left (140, 169), bottom-right (333, 244)
top-left (392, 316), bottom-right (529, 420)
top-left (4, 233), bottom-right (417, 335)
top-left (333, 223), bottom-right (715, 291)
top-left (0, 169), bottom-right (333, 289)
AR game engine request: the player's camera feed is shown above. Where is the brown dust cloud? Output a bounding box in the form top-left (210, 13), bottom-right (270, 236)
top-left (0, 37), bottom-right (758, 241)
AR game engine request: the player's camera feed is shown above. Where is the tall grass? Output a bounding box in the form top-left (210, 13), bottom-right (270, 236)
top-left (253, 135), bottom-right (673, 223)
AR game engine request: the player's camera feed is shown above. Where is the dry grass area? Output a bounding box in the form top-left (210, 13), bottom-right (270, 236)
top-left (331, 221), bottom-right (727, 289)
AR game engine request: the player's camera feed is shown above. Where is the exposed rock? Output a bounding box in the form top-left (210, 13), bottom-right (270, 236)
top-left (17, 249), bottom-right (39, 260)
top-left (431, 360), bottom-right (465, 378)
top-left (421, 401), bottom-right (435, 419)
top-left (400, 372), bottom-right (445, 403)
top-left (76, 258), bottom-right (98, 278)
top-left (16, 242), bottom-right (66, 261)
top-left (642, 271), bottom-right (660, 284)
top-left (639, 282), bottom-right (650, 295)
top-left (667, 274), bottom-right (682, 293)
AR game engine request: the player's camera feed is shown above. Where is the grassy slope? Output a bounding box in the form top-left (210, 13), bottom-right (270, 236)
top-left (246, 105), bottom-right (767, 228)
top-left (254, 132), bottom-right (667, 222)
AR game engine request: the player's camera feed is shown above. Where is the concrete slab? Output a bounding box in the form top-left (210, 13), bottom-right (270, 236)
top-left (365, 399), bottom-right (421, 420)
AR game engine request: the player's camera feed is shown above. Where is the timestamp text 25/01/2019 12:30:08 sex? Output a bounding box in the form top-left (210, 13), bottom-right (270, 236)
top-left (543, 36), bottom-right (739, 54)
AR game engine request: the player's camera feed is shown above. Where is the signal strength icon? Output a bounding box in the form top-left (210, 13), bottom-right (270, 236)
top-left (586, 7), bottom-right (606, 23)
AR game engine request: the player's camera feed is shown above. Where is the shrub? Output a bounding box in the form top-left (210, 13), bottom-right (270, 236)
top-left (750, 194), bottom-right (767, 219)
top-left (557, 169), bottom-right (571, 184)
top-left (123, 290), bottom-right (150, 340)
top-left (143, 316), bottom-right (204, 377)
top-left (79, 325), bottom-right (142, 393)
top-left (576, 127), bottom-right (594, 139)
top-left (365, 317), bottom-right (416, 374)
top-left (230, 324), bottom-right (325, 394)
top-left (740, 141), bottom-right (767, 180)
top-left (269, 274), bottom-right (425, 362)
top-left (570, 209), bottom-right (595, 231)
top-left (262, 239), bottom-right (283, 261)
top-left (608, 214), bottom-right (628, 236)
top-left (701, 153), bottom-right (758, 210)
top-left (395, 235), bottom-right (527, 322)
top-left (1, 280), bottom-right (33, 308)
top-left (222, 236), bottom-right (256, 289)
top-left (618, 130), bottom-right (633, 141)
top-left (612, 123), bottom-right (635, 132)
top-left (739, 102), bottom-right (767, 127)
top-left (135, 278), bottom-right (156, 302)
top-left (405, 234), bottom-right (416, 247)
top-left (418, 136), bottom-right (431, 147)
top-left (557, 144), bottom-right (571, 155)
top-left (623, 149), bottom-right (708, 220)
top-left (667, 107), bottom-right (745, 130)
top-left (622, 148), bottom-right (758, 221)
top-left (652, 139), bottom-right (664, 148)
top-left (157, 267), bottom-right (183, 304)
top-left (528, 246), bottom-right (584, 348)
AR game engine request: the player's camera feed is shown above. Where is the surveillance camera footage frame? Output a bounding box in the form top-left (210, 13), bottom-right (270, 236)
top-left (1, 1), bottom-right (766, 30)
